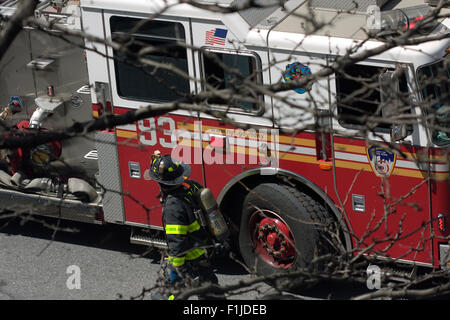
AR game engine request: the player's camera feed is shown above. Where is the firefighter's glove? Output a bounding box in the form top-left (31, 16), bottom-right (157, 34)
top-left (169, 269), bottom-right (181, 283)
top-left (167, 264), bottom-right (189, 284)
top-left (162, 257), bottom-right (181, 283)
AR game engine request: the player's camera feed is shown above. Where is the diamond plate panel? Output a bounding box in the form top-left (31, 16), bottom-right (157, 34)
top-left (95, 131), bottom-right (125, 223)
top-left (232, 0), bottom-right (281, 27)
top-left (309, 0), bottom-right (390, 12)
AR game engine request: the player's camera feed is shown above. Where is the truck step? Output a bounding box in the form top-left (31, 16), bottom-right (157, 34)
top-left (130, 229), bottom-right (168, 249)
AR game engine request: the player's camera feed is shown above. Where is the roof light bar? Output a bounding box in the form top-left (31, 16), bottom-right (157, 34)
top-left (369, 5), bottom-right (437, 35)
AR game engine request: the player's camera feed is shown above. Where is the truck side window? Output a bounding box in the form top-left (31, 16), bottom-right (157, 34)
top-left (110, 16), bottom-right (189, 103)
top-left (417, 59), bottom-right (450, 145)
top-left (201, 50), bottom-right (263, 113)
top-left (335, 64), bottom-right (408, 131)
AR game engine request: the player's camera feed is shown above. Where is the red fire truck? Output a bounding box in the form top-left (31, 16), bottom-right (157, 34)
top-left (0, 0), bottom-right (448, 277)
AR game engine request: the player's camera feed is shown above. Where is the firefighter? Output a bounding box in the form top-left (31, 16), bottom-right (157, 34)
top-left (148, 151), bottom-right (221, 300)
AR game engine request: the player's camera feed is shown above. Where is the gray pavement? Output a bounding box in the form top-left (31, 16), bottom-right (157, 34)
top-left (0, 216), bottom-right (272, 300)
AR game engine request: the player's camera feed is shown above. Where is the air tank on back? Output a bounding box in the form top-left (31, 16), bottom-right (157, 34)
top-left (197, 188), bottom-right (230, 242)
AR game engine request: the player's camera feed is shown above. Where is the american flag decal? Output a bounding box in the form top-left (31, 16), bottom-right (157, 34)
top-left (205, 28), bottom-right (228, 45)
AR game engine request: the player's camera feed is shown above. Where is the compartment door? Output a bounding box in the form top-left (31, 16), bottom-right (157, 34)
top-left (190, 19), bottom-right (276, 199)
top-left (330, 61), bottom-right (432, 266)
top-left (104, 13), bottom-right (200, 227)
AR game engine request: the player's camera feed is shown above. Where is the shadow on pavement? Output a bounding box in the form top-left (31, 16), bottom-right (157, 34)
top-left (0, 215), bottom-right (249, 274)
top-left (0, 215), bottom-right (158, 260)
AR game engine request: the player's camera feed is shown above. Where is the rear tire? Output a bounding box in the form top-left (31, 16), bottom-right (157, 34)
top-left (238, 183), bottom-right (328, 286)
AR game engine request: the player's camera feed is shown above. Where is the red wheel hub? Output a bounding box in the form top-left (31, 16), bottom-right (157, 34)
top-left (249, 210), bottom-right (296, 268)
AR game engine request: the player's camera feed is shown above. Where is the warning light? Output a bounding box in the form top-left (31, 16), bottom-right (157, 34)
top-left (404, 15), bottom-right (424, 30)
top-left (373, 5), bottom-right (437, 35)
top-left (437, 214), bottom-right (446, 233)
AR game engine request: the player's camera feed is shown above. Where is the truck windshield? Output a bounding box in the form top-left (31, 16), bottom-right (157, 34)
top-left (417, 59), bottom-right (450, 145)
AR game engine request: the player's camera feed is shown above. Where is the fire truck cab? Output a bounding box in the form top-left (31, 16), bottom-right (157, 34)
top-left (0, 0), bottom-right (449, 276)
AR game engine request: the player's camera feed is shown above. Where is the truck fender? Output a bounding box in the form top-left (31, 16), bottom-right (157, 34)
top-left (217, 167), bottom-right (352, 252)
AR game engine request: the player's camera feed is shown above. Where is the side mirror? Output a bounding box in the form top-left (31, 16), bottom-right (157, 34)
top-left (391, 124), bottom-right (409, 142)
top-left (379, 69), bottom-right (409, 141)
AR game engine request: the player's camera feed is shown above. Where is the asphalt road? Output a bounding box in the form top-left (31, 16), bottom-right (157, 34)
top-left (0, 215), bottom-right (396, 301)
top-left (0, 216), bottom-right (274, 300)
top-left (1, 216), bottom-right (448, 302)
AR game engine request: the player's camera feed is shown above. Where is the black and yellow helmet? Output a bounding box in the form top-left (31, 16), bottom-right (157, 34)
top-left (148, 152), bottom-right (191, 186)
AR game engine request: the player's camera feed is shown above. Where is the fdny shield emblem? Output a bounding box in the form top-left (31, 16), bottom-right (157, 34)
top-left (367, 145), bottom-right (396, 177)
